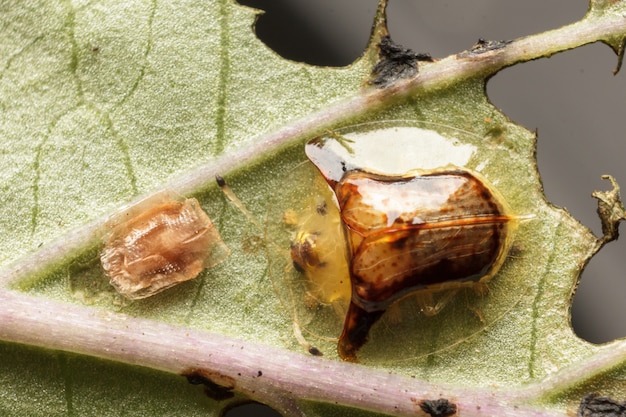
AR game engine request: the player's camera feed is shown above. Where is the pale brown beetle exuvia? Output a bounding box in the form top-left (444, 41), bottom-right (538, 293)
top-left (268, 121), bottom-right (527, 361)
top-left (101, 192), bottom-right (229, 299)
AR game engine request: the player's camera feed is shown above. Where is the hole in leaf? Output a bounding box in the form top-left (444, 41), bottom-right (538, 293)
top-left (385, 1), bottom-right (587, 58)
top-left (222, 401), bottom-right (282, 417)
top-left (236, 0), bottom-right (376, 66)
top-left (571, 244), bottom-right (626, 343)
top-left (487, 44), bottom-right (626, 343)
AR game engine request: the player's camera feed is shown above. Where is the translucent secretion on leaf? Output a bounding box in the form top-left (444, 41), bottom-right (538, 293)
top-left (266, 121), bottom-right (530, 362)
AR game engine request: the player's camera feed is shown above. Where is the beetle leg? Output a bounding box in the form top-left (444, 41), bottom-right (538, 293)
top-left (466, 282), bottom-right (490, 323)
top-left (467, 304), bottom-right (486, 323)
top-left (292, 320), bottom-right (323, 356)
top-left (216, 175), bottom-right (263, 230)
top-left (473, 282), bottom-right (490, 297)
top-left (415, 289), bottom-right (460, 317)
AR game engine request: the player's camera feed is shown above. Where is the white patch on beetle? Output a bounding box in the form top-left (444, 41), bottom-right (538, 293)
top-left (306, 122), bottom-right (477, 179)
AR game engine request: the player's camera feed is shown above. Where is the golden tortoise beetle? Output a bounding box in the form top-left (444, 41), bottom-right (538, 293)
top-left (289, 122), bottom-right (523, 361)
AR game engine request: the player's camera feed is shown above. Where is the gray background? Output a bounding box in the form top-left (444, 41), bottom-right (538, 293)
top-left (228, 1), bottom-right (626, 416)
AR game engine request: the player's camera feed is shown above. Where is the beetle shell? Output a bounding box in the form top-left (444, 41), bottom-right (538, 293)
top-left (303, 124), bottom-right (520, 361)
top-left (335, 169), bottom-right (513, 311)
top-left (329, 168), bottom-right (516, 360)
top-left (101, 195), bottom-right (229, 299)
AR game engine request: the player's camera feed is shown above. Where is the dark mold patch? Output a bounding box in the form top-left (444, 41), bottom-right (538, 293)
top-left (370, 35), bottom-right (432, 88)
top-left (578, 393), bottom-right (626, 417)
top-left (419, 398), bottom-right (457, 417)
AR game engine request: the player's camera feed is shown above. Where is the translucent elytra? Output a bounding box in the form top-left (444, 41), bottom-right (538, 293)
top-left (266, 163), bottom-right (352, 343)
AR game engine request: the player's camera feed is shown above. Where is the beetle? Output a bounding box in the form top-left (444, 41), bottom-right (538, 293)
top-left (270, 121), bottom-right (523, 361)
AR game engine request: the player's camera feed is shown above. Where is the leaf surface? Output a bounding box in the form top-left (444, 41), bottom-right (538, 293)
top-left (1, 1), bottom-right (625, 416)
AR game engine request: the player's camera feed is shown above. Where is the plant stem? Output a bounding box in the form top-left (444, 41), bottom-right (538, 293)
top-left (0, 289), bottom-right (594, 417)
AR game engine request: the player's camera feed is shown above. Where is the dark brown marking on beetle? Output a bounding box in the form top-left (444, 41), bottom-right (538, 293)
top-left (291, 235), bottom-right (323, 271)
top-left (182, 368), bottom-right (236, 401)
top-left (370, 35), bottom-right (433, 88)
top-left (390, 235), bottom-right (409, 250)
top-left (317, 200), bottom-right (328, 216)
top-left (292, 259), bottom-right (305, 273)
top-left (419, 398), bottom-right (457, 417)
top-left (578, 393), bottom-right (626, 417)
top-left (337, 302), bottom-right (385, 362)
top-left (349, 223), bottom-right (503, 311)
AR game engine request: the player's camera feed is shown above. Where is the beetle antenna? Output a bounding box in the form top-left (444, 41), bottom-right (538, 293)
top-left (293, 320), bottom-right (323, 356)
top-left (215, 175), bottom-right (263, 230)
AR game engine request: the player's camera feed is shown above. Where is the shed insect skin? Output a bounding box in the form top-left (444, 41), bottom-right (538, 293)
top-left (100, 192), bottom-right (229, 299)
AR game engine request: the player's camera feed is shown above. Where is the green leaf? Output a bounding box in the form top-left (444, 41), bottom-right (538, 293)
top-left (1, 1), bottom-right (626, 417)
